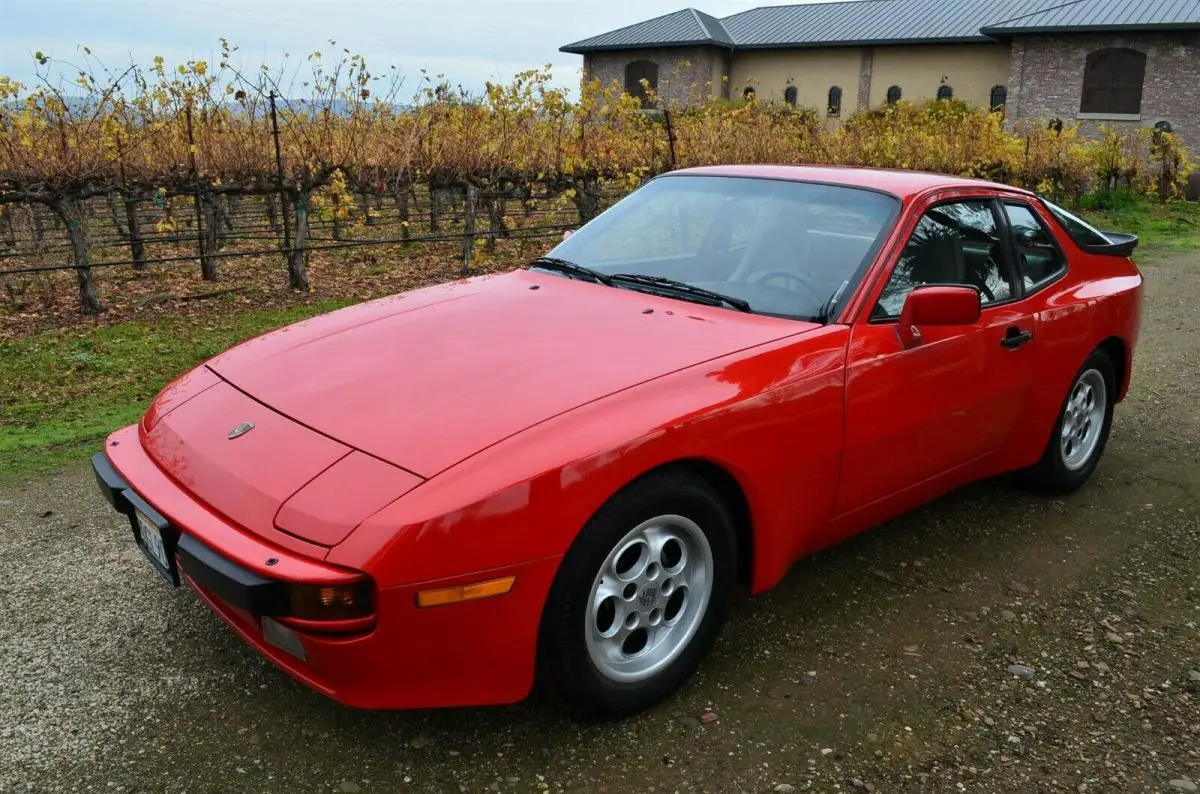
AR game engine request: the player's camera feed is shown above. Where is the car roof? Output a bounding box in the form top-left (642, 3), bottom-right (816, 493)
top-left (662, 164), bottom-right (1035, 200)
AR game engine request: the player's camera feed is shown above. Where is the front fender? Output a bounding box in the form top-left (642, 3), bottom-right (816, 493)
top-left (328, 326), bottom-right (850, 596)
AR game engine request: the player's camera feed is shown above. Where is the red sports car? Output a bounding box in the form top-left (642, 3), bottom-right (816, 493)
top-left (94, 165), bottom-right (1143, 718)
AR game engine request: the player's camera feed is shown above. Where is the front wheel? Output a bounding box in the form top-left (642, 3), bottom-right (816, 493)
top-left (1017, 349), bottom-right (1116, 494)
top-left (537, 468), bottom-right (737, 719)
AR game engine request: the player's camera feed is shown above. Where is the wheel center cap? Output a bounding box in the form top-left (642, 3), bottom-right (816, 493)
top-left (639, 586), bottom-right (658, 608)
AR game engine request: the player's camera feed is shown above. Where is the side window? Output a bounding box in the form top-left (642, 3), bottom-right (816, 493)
top-left (1040, 198), bottom-right (1112, 247)
top-left (1003, 202), bottom-right (1067, 290)
top-left (874, 200), bottom-right (1013, 318)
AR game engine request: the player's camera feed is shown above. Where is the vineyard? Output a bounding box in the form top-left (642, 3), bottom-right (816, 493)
top-left (0, 45), bottom-right (1195, 329)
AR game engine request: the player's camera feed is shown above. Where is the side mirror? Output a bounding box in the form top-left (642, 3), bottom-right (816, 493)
top-left (896, 285), bottom-right (981, 348)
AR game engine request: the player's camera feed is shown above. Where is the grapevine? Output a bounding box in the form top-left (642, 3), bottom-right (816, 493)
top-left (0, 45), bottom-right (1193, 316)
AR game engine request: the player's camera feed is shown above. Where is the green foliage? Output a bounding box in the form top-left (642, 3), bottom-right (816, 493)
top-left (1078, 194), bottom-right (1200, 254)
top-left (0, 298), bottom-right (354, 480)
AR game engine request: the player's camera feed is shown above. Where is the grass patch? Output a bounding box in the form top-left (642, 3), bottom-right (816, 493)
top-left (1076, 190), bottom-right (1200, 254)
top-left (0, 298), bottom-right (356, 481)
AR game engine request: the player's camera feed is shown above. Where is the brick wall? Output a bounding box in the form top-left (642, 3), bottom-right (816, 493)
top-left (1007, 33), bottom-right (1200, 150)
top-left (857, 47), bottom-right (874, 111)
top-left (583, 47), bottom-right (722, 107)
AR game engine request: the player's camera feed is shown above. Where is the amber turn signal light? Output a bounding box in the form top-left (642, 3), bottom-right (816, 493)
top-left (287, 580), bottom-right (374, 620)
top-left (416, 576), bottom-right (515, 608)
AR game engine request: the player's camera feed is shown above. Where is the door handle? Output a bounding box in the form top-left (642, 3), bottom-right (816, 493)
top-left (1001, 327), bottom-right (1033, 348)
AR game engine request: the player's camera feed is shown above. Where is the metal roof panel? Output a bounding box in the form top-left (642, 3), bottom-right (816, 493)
top-left (982, 0), bottom-right (1200, 31)
top-left (562, 0), bottom-right (1200, 53)
top-left (561, 8), bottom-right (735, 52)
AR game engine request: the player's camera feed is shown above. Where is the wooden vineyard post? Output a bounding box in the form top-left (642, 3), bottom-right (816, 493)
top-left (461, 183), bottom-right (478, 276)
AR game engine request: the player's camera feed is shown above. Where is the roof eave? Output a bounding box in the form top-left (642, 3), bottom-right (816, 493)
top-left (560, 40), bottom-right (735, 54)
top-left (981, 22), bottom-right (1200, 37)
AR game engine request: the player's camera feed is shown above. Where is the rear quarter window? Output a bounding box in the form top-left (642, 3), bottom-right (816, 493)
top-left (1040, 199), bottom-right (1112, 248)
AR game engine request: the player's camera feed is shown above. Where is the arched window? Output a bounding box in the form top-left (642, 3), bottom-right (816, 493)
top-left (989, 85), bottom-right (1007, 112)
top-left (784, 85), bottom-right (798, 106)
top-left (624, 60), bottom-right (659, 106)
top-left (886, 85), bottom-right (902, 104)
top-left (743, 86), bottom-right (756, 101)
top-left (827, 85), bottom-right (843, 116)
top-left (936, 84), bottom-right (953, 100)
top-left (1081, 48), bottom-right (1146, 114)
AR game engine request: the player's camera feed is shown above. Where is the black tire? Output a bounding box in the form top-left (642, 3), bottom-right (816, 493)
top-left (1015, 348), bottom-right (1116, 495)
top-left (536, 467), bottom-right (737, 719)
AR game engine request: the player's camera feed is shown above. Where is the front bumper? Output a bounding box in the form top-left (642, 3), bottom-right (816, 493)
top-left (93, 424), bottom-right (562, 710)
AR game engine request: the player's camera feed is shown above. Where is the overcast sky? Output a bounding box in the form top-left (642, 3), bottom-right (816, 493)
top-left (0, 0), bottom-right (818, 99)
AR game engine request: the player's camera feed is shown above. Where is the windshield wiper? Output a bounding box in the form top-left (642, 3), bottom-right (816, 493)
top-left (530, 256), bottom-right (613, 286)
top-left (815, 280), bottom-right (850, 324)
top-left (609, 273), bottom-right (752, 313)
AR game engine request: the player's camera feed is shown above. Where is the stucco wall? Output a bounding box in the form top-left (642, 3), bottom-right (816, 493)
top-left (578, 34), bottom-right (1200, 151)
top-left (1007, 33), bottom-right (1200, 150)
top-left (583, 47), bottom-right (722, 106)
top-left (728, 48), bottom-right (863, 115)
top-left (867, 43), bottom-right (1012, 108)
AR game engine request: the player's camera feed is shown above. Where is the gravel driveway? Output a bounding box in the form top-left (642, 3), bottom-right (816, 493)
top-left (3, 250), bottom-right (1198, 794)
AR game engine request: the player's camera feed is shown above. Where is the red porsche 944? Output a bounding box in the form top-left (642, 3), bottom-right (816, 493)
top-left (94, 165), bottom-right (1143, 717)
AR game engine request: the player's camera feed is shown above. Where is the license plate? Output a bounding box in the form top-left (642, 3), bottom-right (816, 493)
top-left (135, 508), bottom-right (170, 569)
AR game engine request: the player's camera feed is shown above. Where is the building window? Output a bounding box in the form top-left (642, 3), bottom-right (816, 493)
top-left (886, 85), bottom-right (902, 104)
top-left (828, 85), bottom-right (843, 116)
top-left (1080, 48), bottom-right (1146, 114)
top-left (989, 85), bottom-right (1007, 112)
top-left (784, 85), bottom-right (797, 106)
top-left (624, 60), bottom-right (659, 106)
top-left (936, 84), bottom-right (953, 100)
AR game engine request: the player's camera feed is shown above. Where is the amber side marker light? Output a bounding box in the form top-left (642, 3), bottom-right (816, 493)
top-left (416, 576), bottom-right (516, 608)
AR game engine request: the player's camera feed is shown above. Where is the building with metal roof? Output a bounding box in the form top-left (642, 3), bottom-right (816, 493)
top-left (561, 0), bottom-right (1200, 148)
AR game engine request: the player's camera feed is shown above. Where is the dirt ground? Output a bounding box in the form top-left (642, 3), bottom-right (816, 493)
top-left (2, 249), bottom-right (1198, 794)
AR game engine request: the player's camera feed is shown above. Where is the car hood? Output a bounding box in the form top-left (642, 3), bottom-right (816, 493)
top-left (204, 269), bottom-right (810, 477)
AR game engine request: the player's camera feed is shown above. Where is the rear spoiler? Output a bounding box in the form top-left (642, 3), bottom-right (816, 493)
top-left (1081, 232), bottom-right (1139, 257)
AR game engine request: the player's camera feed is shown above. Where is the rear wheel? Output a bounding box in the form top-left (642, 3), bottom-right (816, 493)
top-left (1016, 349), bottom-right (1116, 494)
top-left (538, 468), bottom-right (736, 719)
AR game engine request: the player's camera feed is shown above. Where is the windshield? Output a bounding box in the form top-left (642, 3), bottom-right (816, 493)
top-left (544, 174), bottom-right (900, 320)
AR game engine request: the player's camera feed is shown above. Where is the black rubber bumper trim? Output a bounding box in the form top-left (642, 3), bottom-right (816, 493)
top-left (91, 451), bottom-right (132, 516)
top-left (175, 534), bottom-right (291, 616)
top-left (91, 448), bottom-right (291, 614)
